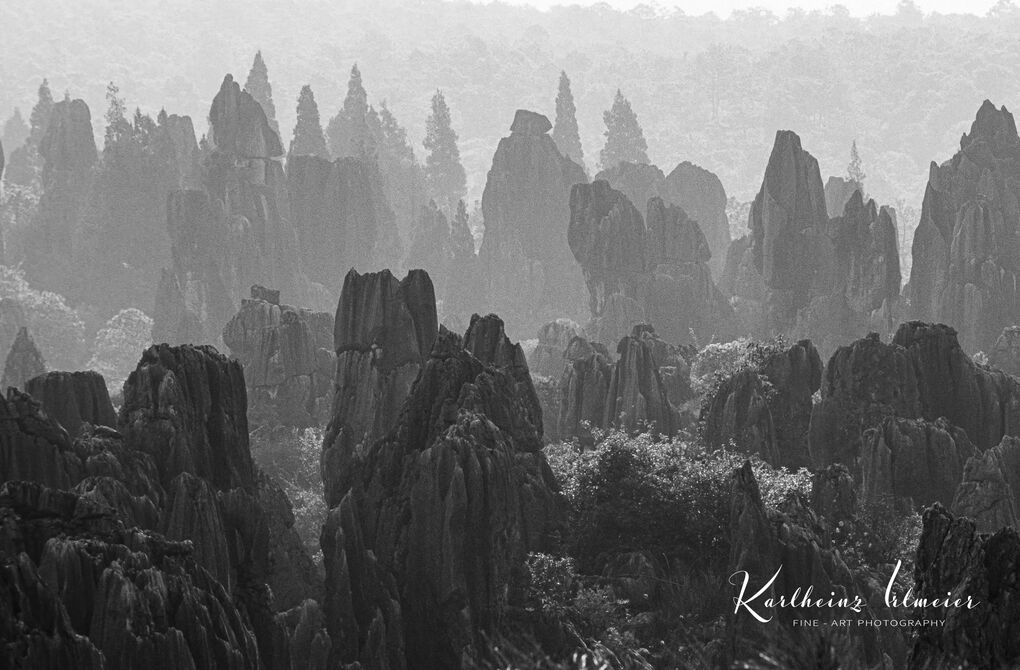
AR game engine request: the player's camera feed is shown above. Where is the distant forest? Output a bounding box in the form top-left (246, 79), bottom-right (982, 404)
top-left (3, 0), bottom-right (1020, 212)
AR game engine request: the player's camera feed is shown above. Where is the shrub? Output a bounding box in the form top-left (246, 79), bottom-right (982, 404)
top-left (0, 265), bottom-right (88, 370)
top-left (87, 307), bottom-right (153, 393)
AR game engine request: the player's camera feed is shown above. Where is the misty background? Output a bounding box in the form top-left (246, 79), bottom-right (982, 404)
top-left (3, 0), bottom-right (1019, 213)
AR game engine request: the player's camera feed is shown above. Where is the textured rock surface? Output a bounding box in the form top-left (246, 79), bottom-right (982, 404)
top-left (321, 297), bottom-right (564, 667)
top-left (910, 505), bottom-right (1020, 669)
top-left (662, 161), bottom-right (731, 277)
top-left (1, 326), bottom-right (45, 390)
top-left (223, 286), bottom-right (334, 427)
top-left (810, 322), bottom-right (1020, 470)
top-left (823, 176), bottom-right (862, 218)
top-left (861, 416), bottom-right (976, 507)
top-left (478, 109), bottom-right (589, 339)
top-left (990, 325), bottom-right (1020, 375)
top-left (569, 181), bottom-right (733, 346)
top-left (905, 100), bottom-right (1020, 353)
top-left (321, 268), bottom-right (438, 507)
top-left (527, 318), bottom-right (584, 379)
top-left (702, 339), bottom-right (821, 468)
top-left (24, 371), bottom-right (117, 437)
top-left (725, 461), bottom-right (903, 667)
top-left (951, 435), bottom-right (1020, 532)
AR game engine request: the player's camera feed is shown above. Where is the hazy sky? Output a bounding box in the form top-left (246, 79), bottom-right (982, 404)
top-left (465, 0), bottom-right (997, 16)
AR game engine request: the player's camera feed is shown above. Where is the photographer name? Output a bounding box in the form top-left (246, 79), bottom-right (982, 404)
top-left (729, 559), bottom-right (979, 623)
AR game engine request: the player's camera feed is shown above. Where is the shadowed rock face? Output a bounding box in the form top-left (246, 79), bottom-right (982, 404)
top-left (910, 505), bottom-right (1020, 669)
top-left (321, 268), bottom-right (438, 507)
top-left (479, 109), bottom-right (589, 339)
top-left (991, 325), bottom-right (1020, 376)
top-left (906, 100), bottom-right (1020, 353)
top-left (702, 339), bottom-right (821, 468)
top-left (558, 326), bottom-right (678, 441)
top-left (1, 326), bottom-right (45, 390)
top-left (811, 322), bottom-right (1020, 471)
top-left (725, 461), bottom-right (904, 668)
top-left (951, 435), bottom-right (1020, 532)
top-left (28, 98), bottom-right (97, 296)
top-left (24, 371), bottom-right (117, 437)
top-left (823, 176), bottom-right (862, 218)
top-left (320, 290), bottom-right (564, 667)
top-left (223, 286), bottom-right (335, 427)
top-left (662, 161), bottom-right (731, 278)
top-left (569, 181), bottom-right (734, 346)
top-left (0, 343), bottom-right (326, 667)
top-left (861, 416), bottom-right (976, 507)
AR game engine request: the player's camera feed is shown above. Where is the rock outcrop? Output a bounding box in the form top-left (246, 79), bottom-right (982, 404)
top-left (662, 161), bottom-right (731, 278)
top-left (701, 339), bottom-right (821, 468)
top-left (24, 371), bottom-right (117, 437)
top-left (1, 326), bottom-right (45, 390)
top-left (558, 326), bottom-right (678, 441)
top-left (223, 286), bottom-right (334, 427)
top-left (725, 461), bottom-right (904, 667)
top-left (823, 176), bottom-right (862, 218)
top-left (810, 322), bottom-right (1020, 471)
top-left (909, 504), bottom-right (1020, 669)
top-left (478, 109), bottom-right (589, 339)
top-left (990, 325), bottom-right (1020, 375)
top-left (905, 100), bottom-right (1020, 353)
top-left (569, 180), bottom-right (733, 346)
top-left (320, 268), bottom-right (564, 667)
top-left (951, 435), bottom-right (1020, 532)
top-left (861, 416), bottom-right (976, 507)
top-left (527, 318), bottom-right (584, 379)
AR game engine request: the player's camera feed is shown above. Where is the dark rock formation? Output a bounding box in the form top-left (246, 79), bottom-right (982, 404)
top-left (155, 74), bottom-right (316, 346)
top-left (569, 180), bottom-right (733, 346)
top-left (287, 153), bottom-right (402, 294)
top-left (725, 461), bottom-right (904, 667)
top-left (861, 416), bottom-right (976, 507)
top-left (810, 463), bottom-right (857, 522)
top-left (320, 277), bottom-right (564, 667)
top-left (478, 109), bottom-right (589, 339)
top-left (27, 98), bottom-right (97, 296)
top-left (990, 325), bottom-right (1020, 375)
top-left (794, 190), bottom-right (901, 355)
top-left (24, 371), bottom-right (117, 437)
top-left (223, 286), bottom-right (334, 427)
top-left (811, 322), bottom-right (1020, 471)
top-left (823, 176), bottom-right (862, 218)
top-left (593, 161), bottom-right (665, 217)
top-left (702, 339), bottom-right (821, 468)
top-left (527, 318), bottom-right (584, 379)
top-left (909, 504), bottom-right (1020, 669)
top-left (905, 100), bottom-right (1020, 353)
top-left (1, 326), bottom-right (45, 390)
top-left (558, 327), bottom-right (677, 441)
top-left (321, 268), bottom-right (438, 507)
top-left (951, 435), bottom-right (1020, 532)
top-left (406, 199), bottom-right (453, 295)
top-left (662, 161), bottom-right (731, 278)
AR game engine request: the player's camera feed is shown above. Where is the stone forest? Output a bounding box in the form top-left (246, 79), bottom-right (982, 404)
top-left (3, 8), bottom-right (1020, 669)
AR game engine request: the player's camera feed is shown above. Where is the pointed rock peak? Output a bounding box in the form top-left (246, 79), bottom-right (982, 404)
top-left (962, 99), bottom-right (1018, 149)
top-left (464, 313), bottom-right (526, 370)
top-left (2, 327), bottom-right (46, 391)
top-left (510, 109), bottom-right (552, 135)
top-left (208, 73), bottom-right (282, 157)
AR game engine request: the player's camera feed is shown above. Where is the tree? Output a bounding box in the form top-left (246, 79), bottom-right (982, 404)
top-left (423, 90), bottom-right (466, 212)
top-left (28, 80), bottom-right (54, 146)
top-left (103, 82), bottom-right (132, 150)
top-left (243, 51), bottom-right (279, 136)
top-left (847, 140), bottom-right (866, 186)
top-left (327, 64), bottom-right (373, 159)
top-left (599, 89), bottom-right (649, 170)
top-left (2, 109), bottom-right (29, 152)
top-left (552, 71), bottom-right (584, 167)
top-left (289, 85), bottom-right (329, 159)
top-left (87, 308), bottom-right (153, 394)
top-left (4, 81), bottom-right (54, 186)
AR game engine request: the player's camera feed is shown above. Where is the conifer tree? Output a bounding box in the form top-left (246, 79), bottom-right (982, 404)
top-left (29, 79), bottom-right (54, 145)
top-left (103, 82), bottom-right (131, 150)
top-left (243, 51), bottom-right (279, 136)
top-left (423, 90), bottom-right (466, 212)
top-left (5, 80), bottom-right (54, 186)
top-left (847, 140), bottom-right (866, 187)
top-left (599, 89), bottom-right (649, 170)
top-left (552, 71), bottom-right (584, 167)
top-left (289, 84), bottom-right (329, 159)
top-left (327, 64), bottom-right (373, 159)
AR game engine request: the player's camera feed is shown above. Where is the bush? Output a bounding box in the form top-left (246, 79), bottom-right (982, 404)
top-left (0, 265), bottom-right (88, 370)
top-left (87, 307), bottom-right (153, 393)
